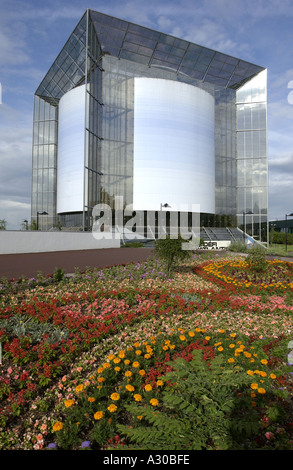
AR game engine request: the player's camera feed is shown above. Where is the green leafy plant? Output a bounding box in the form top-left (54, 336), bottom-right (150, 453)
top-left (246, 246), bottom-right (268, 273)
top-left (154, 235), bottom-right (192, 277)
top-left (117, 349), bottom-right (259, 450)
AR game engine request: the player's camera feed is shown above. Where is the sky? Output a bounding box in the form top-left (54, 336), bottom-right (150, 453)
top-left (0, 0), bottom-right (293, 230)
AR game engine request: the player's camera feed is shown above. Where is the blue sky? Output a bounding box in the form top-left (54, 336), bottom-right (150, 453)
top-left (0, 0), bottom-right (293, 229)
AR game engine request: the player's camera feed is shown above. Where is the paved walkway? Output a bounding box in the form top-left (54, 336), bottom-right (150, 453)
top-left (0, 248), bottom-right (154, 280)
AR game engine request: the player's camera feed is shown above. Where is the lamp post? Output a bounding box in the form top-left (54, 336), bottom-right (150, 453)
top-left (285, 212), bottom-right (293, 252)
top-left (37, 211), bottom-right (48, 230)
top-left (242, 210), bottom-right (253, 242)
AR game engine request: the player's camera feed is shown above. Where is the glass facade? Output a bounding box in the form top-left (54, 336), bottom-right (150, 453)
top-left (32, 9), bottom-right (268, 240)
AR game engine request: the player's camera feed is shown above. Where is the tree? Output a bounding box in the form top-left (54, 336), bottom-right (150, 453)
top-left (0, 219), bottom-right (7, 230)
top-left (154, 235), bottom-right (192, 278)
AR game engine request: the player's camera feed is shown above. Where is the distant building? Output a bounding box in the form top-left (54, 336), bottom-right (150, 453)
top-left (32, 9), bottom-right (268, 240)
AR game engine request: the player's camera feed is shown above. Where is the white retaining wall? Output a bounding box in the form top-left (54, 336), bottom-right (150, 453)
top-left (0, 231), bottom-right (120, 254)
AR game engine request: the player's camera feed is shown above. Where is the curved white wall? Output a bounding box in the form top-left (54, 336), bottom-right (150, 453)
top-left (57, 85), bottom-right (85, 214)
top-left (133, 78), bottom-right (215, 213)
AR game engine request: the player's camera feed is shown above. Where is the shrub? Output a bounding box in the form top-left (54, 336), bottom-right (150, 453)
top-left (154, 235), bottom-right (192, 277)
top-left (246, 246), bottom-right (268, 273)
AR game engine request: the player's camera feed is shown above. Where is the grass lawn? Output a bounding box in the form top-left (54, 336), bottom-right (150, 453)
top-left (0, 251), bottom-right (292, 450)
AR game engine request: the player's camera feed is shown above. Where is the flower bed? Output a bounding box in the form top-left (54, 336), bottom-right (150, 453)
top-left (0, 254), bottom-right (292, 450)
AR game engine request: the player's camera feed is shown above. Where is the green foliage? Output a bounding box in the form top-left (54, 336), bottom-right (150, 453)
top-left (154, 235), bottom-right (192, 277)
top-left (246, 246), bottom-right (268, 273)
top-left (228, 241), bottom-right (247, 252)
top-left (53, 267), bottom-right (65, 282)
top-left (117, 350), bottom-right (259, 450)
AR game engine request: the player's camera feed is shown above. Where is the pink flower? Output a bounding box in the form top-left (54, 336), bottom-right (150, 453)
top-left (265, 432), bottom-right (275, 440)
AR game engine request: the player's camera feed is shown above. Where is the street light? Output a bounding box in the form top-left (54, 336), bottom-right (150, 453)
top-left (242, 210), bottom-right (253, 242)
top-left (37, 211), bottom-right (48, 230)
top-left (285, 212), bottom-right (293, 252)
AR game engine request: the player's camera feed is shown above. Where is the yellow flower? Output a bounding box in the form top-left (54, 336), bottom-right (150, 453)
top-left (188, 331), bottom-right (195, 337)
top-left (108, 354), bottom-right (115, 361)
top-left (114, 367), bottom-right (121, 372)
top-left (218, 346), bottom-right (224, 352)
top-left (139, 369), bottom-right (146, 376)
top-left (137, 415), bottom-right (143, 420)
top-left (110, 393), bottom-right (120, 401)
top-left (133, 361), bottom-right (140, 368)
top-left (102, 362), bottom-right (111, 369)
top-left (258, 388), bottom-right (266, 394)
top-left (144, 384), bottom-right (152, 392)
top-left (144, 354), bottom-right (151, 359)
top-left (88, 397), bottom-right (95, 403)
top-left (94, 411), bottom-right (104, 420)
top-left (156, 380), bottom-right (164, 387)
top-left (228, 358), bottom-right (235, 363)
top-left (64, 399), bottom-right (75, 407)
top-left (150, 398), bottom-right (159, 406)
top-left (229, 344), bottom-right (235, 349)
top-left (108, 404), bottom-right (117, 413)
top-left (179, 335), bottom-right (186, 341)
top-left (136, 350), bottom-right (142, 355)
top-left (75, 384), bottom-right (84, 393)
top-left (246, 370), bottom-right (254, 376)
top-left (124, 359), bottom-right (131, 365)
top-left (250, 383), bottom-right (258, 390)
top-left (126, 384), bottom-right (135, 392)
top-left (53, 421), bottom-right (63, 432)
top-left (125, 371), bottom-right (132, 377)
top-left (118, 350), bottom-right (125, 358)
top-left (113, 358), bottom-right (121, 364)
top-left (205, 336), bottom-right (211, 341)
top-left (260, 359), bottom-right (268, 365)
top-left (134, 394), bottom-right (142, 401)
top-left (97, 367), bottom-right (104, 374)
top-left (97, 377), bottom-right (105, 383)
top-left (269, 373), bottom-right (277, 379)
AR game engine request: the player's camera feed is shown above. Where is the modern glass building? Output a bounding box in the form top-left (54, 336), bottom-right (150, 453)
top-left (31, 9), bottom-right (268, 241)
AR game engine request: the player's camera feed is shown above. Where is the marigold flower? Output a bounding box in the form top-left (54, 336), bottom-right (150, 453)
top-left (108, 354), bottom-right (115, 361)
top-left (125, 371), bottom-right (132, 377)
top-left (98, 377), bottom-right (105, 383)
top-left (110, 393), bottom-right (120, 401)
top-left (269, 373), bottom-right (277, 379)
top-left (156, 380), bottom-right (164, 386)
top-left (136, 350), bottom-right (142, 355)
top-left (64, 399), bottom-right (75, 407)
top-left (94, 411), bottom-right (104, 420)
top-left (113, 358), bottom-right (121, 364)
top-left (218, 346), bottom-right (224, 352)
top-left (258, 388), bottom-right (266, 394)
top-left (261, 359), bottom-right (268, 365)
top-left (150, 398), bottom-right (159, 406)
top-left (114, 367), bottom-right (121, 372)
top-left (88, 397), bottom-right (95, 402)
top-left (247, 370), bottom-right (254, 376)
top-left (75, 384), bottom-right (84, 393)
top-left (53, 421), bottom-right (63, 432)
top-left (134, 394), bottom-right (142, 401)
top-left (188, 331), bottom-right (195, 337)
top-left (126, 384), bottom-right (135, 392)
top-left (144, 384), bottom-right (152, 392)
top-left (118, 350), bottom-right (125, 358)
top-left (139, 369), bottom-right (146, 376)
top-left (124, 359), bottom-right (131, 365)
top-left (108, 404), bottom-right (117, 413)
top-left (179, 335), bottom-right (186, 341)
top-left (250, 383), bottom-right (258, 390)
top-left (228, 358), bottom-right (235, 363)
top-left (132, 361), bottom-right (140, 368)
